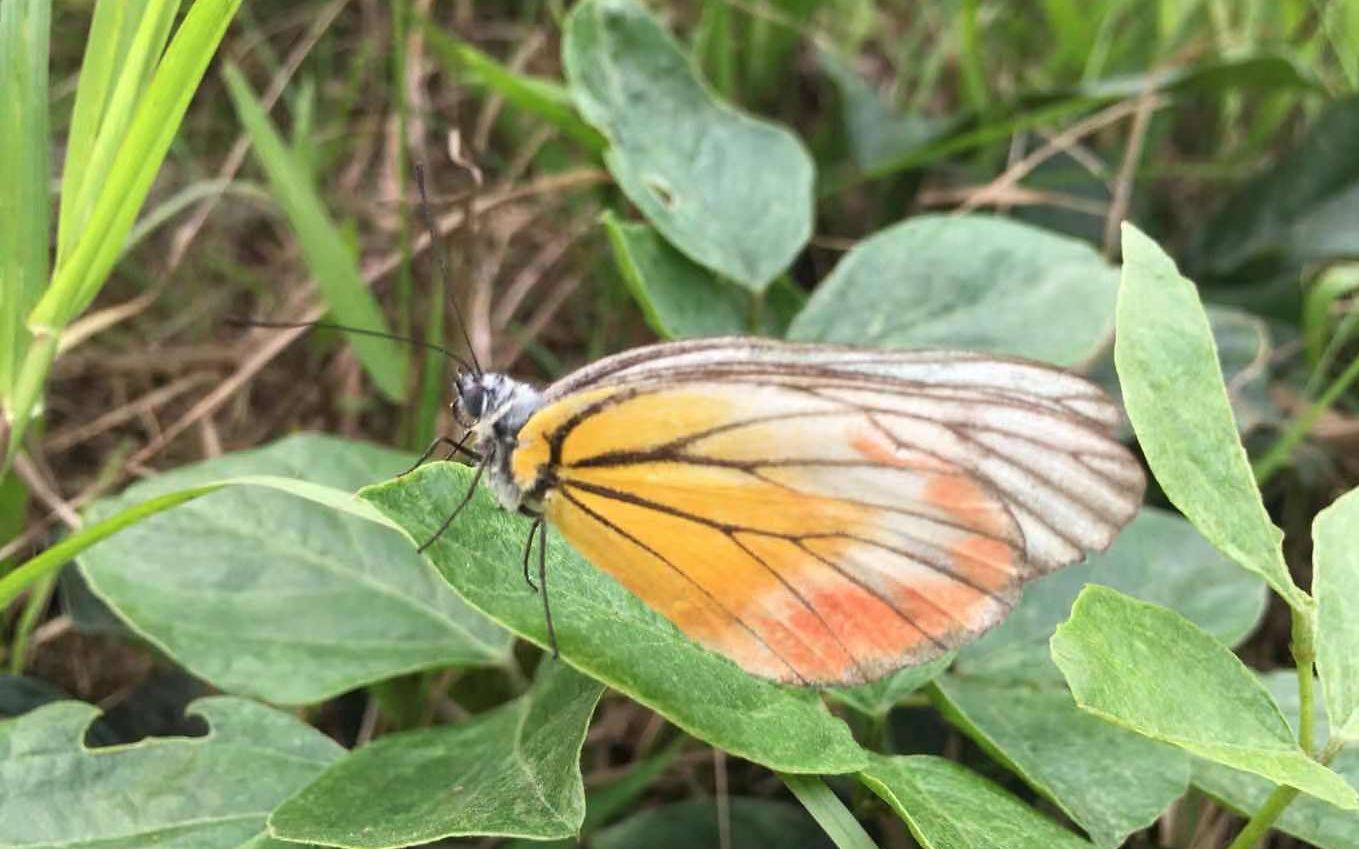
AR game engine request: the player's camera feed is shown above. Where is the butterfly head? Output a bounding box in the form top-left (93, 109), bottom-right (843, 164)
top-left (453, 371), bottom-right (544, 440)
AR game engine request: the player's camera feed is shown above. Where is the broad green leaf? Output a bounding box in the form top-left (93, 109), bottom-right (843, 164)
top-left (269, 663), bottom-right (603, 847)
top-left (421, 22), bottom-right (605, 153)
top-left (1315, 486), bottom-right (1359, 741)
top-left (605, 213), bottom-right (799, 340)
top-left (859, 754), bottom-right (1095, 849)
top-left (361, 463), bottom-right (867, 774)
top-left (788, 215), bottom-right (1118, 367)
top-left (1115, 223), bottom-right (1303, 609)
top-left (817, 49), bottom-right (955, 175)
top-left (1194, 671), bottom-right (1359, 849)
top-left (593, 799), bottom-right (834, 849)
top-left (0, 0), bottom-right (50, 399)
top-left (1051, 585), bottom-right (1357, 810)
top-left (826, 652), bottom-right (953, 719)
top-left (563, 0), bottom-right (813, 290)
top-left (1191, 94), bottom-right (1359, 281)
top-left (500, 739), bottom-right (686, 849)
top-left (78, 434), bottom-right (511, 705)
top-left (0, 697), bottom-right (341, 848)
top-left (604, 211), bottom-right (749, 339)
top-left (223, 63), bottom-right (406, 401)
top-left (932, 677), bottom-right (1189, 848)
top-left (956, 507), bottom-right (1267, 683)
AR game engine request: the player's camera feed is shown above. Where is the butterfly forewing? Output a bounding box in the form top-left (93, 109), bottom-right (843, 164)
top-left (511, 340), bottom-right (1144, 686)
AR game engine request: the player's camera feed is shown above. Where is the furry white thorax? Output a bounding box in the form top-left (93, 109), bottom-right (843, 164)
top-left (455, 372), bottom-right (545, 513)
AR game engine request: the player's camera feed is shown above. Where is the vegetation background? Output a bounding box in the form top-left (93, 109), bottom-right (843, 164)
top-left (2, 1), bottom-right (1359, 848)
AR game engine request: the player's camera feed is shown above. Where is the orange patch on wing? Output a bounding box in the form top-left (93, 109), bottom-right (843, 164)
top-left (949, 535), bottom-right (1018, 591)
top-left (923, 473), bottom-right (1011, 538)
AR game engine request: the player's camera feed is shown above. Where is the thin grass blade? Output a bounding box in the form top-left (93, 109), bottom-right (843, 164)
top-left (223, 63), bottom-right (408, 401)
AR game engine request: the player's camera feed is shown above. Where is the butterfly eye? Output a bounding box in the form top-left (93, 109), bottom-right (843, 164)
top-left (461, 384), bottom-right (486, 419)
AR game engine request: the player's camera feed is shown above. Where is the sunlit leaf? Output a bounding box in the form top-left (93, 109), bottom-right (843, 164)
top-left (1052, 585), bottom-right (1356, 810)
top-left (1314, 486), bottom-right (1359, 741)
top-left (78, 434), bottom-right (511, 705)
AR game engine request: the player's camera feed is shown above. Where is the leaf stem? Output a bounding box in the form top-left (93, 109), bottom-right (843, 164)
top-left (1293, 609), bottom-right (1317, 756)
top-left (779, 773), bottom-right (880, 849)
top-left (1226, 605), bottom-right (1331, 849)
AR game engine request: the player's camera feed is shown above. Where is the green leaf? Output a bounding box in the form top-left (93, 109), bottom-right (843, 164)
top-left (1051, 585), bottom-right (1357, 810)
top-left (932, 677), bottom-right (1189, 848)
top-left (78, 434), bottom-right (511, 705)
top-left (956, 507), bottom-right (1267, 683)
top-left (817, 49), bottom-right (955, 175)
top-left (788, 215), bottom-right (1118, 367)
top-left (223, 63), bottom-right (407, 401)
top-left (1115, 223), bottom-right (1304, 609)
top-left (604, 211), bottom-right (751, 339)
top-left (593, 798), bottom-right (835, 849)
top-left (563, 0), bottom-right (813, 290)
top-left (0, 0), bottom-right (50, 399)
top-left (269, 662), bottom-right (603, 847)
top-left (859, 754), bottom-right (1096, 849)
top-left (1193, 670), bottom-right (1359, 849)
top-left (360, 462), bottom-right (867, 774)
top-left (825, 653), bottom-right (953, 719)
top-left (0, 697), bottom-right (342, 848)
top-left (1315, 486), bottom-right (1359, 742)
top-left (1191, 94), bottom-right (1359, 281)
top-left (421, 22), bottom-right (605, 154)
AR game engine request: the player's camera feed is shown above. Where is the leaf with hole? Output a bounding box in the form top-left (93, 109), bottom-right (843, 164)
top-left (1051, 585), bottom-right (1357, 810)
top-left (360, 462), bottom-right (867, 774)
top-left (77, 434), bottom-right (512, 705)
top-left (563, 0), bottom-right (813, 290)
top-left (788, 214), bottom-right (1117, 367)
top-left (269, 662), bottom-right (604, 847)
top-left (0, 697), bottom-right (341, 848)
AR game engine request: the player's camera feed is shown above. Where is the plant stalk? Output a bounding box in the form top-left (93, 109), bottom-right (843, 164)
top-left (2, 330), bottom-right (59, 473)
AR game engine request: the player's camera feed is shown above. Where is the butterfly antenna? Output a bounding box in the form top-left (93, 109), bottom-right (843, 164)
top-left (225, 317), bottom-right (474, 373)
top-left (414, 161), bottom-right (482, 376)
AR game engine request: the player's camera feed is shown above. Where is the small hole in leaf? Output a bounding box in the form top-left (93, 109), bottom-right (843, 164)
top-left (643, 176), bottom-right (675, 209)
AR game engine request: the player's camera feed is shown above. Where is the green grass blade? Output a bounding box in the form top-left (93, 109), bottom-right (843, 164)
top-left (58, 0), bottom-right (178, 265)
top-left (0, 0), bottom-right (51, 400)
top-left (30, 0), bottom-right (244, 331)
top-left (223, 63), bottom-right (408, 402)
top-left (779, 774), bottom-right (880, 849)
top-left (58, 0), bottom-right (142, 265)
top-left (420, 18), bottom-right (606, 154)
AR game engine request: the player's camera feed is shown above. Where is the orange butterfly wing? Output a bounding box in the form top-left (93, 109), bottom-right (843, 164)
top-left (510, 341), bottom-right (1144, 685)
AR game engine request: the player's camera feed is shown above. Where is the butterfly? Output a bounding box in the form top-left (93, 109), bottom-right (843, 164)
top-left (425, 335), bottom-right (1146, 687)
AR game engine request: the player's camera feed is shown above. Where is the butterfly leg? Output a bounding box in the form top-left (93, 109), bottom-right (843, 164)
top-left (417, 460), bottom-right (486, 553)
top-left (537, 519), bottom-right (558, 659)
top-left (400, 432), bottom-right (481, 477)
top-left (521, 517), bottom-right (542, 592)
